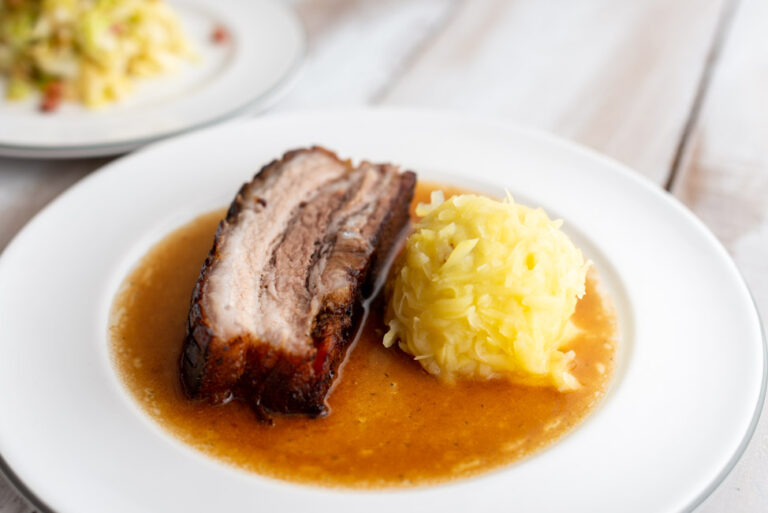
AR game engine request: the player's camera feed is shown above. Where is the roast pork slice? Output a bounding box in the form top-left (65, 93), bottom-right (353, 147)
top-left (181, 147), bottom-right (416, 417)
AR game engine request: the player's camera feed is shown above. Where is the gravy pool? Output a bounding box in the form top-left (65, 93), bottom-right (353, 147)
top-left (109, 182), bottom-right (617, 487)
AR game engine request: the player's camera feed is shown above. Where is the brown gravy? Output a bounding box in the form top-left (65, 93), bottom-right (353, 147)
top-left (109, 182), bottom-right (617, 488)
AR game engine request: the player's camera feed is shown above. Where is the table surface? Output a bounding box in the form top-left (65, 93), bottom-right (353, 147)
top-left (1, 0), bottom-right (766, 511)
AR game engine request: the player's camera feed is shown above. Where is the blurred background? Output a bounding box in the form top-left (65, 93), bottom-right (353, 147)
top-left (1, 0), bottom-right (766, 511)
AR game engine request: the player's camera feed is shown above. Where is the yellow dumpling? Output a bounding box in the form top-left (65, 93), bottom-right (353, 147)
top-left (383, 191), bottom-right (589, 391)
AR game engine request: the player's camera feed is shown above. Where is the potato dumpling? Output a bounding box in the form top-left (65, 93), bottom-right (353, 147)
top-left (383, 191), bottom-right (589, 391)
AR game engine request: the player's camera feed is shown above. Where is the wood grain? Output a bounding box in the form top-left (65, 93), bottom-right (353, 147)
top-left (672, 0), bottom-right (768, 508)
top-left (380, 0), bottom-right (729, 184)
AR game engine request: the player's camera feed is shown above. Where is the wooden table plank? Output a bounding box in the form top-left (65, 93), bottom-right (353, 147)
top-left (380, 0), bottom-right (729, 185)
top-left (278, 0), bottom-right (458, 107)
top-left (672, 0), bottom-right (768, 509)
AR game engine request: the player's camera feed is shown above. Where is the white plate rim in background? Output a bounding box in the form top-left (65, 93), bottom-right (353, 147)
top-left (0, 110), bottom-right (764, 513)
top-left (0, 0), bottom-right (305, 159)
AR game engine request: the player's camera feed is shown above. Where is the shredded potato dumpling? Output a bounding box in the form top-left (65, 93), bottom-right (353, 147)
top-left (383, 191), bottom-right (589, 391)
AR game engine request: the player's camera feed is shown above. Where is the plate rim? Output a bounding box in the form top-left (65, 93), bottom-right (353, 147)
top-left (0, 108), bottom-right (764, 513)
top-left (0, 0), bottom-right (307, 159)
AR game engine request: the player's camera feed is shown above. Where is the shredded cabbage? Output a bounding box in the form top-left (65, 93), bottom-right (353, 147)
top-left (0, 0), bottom-right (195, 107)
top-left (383, 191), bottom-right (589, 391)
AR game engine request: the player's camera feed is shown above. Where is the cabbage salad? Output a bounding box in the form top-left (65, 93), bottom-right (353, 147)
top-left (0, 0), bottom-right (195, 109)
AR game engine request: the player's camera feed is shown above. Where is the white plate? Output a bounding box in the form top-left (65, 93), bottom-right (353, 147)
top-left (0, 110), bottom-right (764, 513)
top-left (0, 0), bottom-right (304, 159)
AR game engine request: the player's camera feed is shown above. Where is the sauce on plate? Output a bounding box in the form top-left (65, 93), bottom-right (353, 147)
top-left (109, 182), bottom-right (618, 487)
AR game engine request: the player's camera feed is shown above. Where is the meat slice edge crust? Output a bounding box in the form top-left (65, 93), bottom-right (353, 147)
top-left (181, 147), bottom-right (416, 417)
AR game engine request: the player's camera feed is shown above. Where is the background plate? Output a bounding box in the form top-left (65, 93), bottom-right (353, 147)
top-left (0, 0), bottom-right (305, 159)
top-left (0, 110), bottom-right (763, 513)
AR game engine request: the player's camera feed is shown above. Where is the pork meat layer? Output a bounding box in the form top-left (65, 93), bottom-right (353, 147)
top-left (181, 147), bottom-right (416, 416)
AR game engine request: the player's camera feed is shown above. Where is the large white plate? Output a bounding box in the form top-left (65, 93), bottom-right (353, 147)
top-left (0, 110), bottom-right (764, 513)
top-left (0, 0), bottom-right (304, 159)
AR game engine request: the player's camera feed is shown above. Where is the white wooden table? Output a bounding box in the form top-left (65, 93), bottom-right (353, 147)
top-left (1, 0), bottom-right (766, 511)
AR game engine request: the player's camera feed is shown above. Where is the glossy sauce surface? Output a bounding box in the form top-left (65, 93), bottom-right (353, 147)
top-left (110, 182), bottom-right (617, 487)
